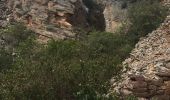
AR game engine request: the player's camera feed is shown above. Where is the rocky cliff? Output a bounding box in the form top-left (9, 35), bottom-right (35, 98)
top-left (103, 0), bottom-right (127, 33)
top-left (0, 0), bottom-right (129, 39)
top-left (111, 1), bottom-right (170, 99)
top-left (0, 0), bottom-right (88, 39)
top-left (85, 0), bottom-right (128, 33)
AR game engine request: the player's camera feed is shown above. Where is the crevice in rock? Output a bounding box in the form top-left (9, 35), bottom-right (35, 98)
top-left (67, 0), bottom-right (89, 29)
top-left (82, 0), bottom-right (106, 31)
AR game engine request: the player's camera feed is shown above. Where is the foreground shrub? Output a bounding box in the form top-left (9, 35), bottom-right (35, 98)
top-left (0, 30), bottom-right (133, 100)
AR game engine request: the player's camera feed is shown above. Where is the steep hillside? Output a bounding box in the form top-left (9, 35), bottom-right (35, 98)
top-left (112, 1), bottom-right (170, 99)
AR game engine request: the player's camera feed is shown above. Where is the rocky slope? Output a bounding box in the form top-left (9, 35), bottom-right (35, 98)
top-left (111, 1), bottom-right (170, 100)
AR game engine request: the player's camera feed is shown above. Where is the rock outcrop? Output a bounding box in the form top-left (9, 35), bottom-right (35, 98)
top-left (1, 0), bottom-right (130, 39)
top-left (103, 0), bottom-right (127, 33)
top-left (111, 1), bottom-right (170, 99)
top-left (0, 0), bottom-right (131, 39)
top-left (85, 0), bottom-right (128, 33)
top-left (1, 0), bottom-right (88, 39)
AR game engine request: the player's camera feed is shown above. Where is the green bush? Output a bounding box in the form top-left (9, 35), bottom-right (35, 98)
top-left (0, 23), bottom-right (35, 72)
top-left (0, 49), bottom-right (13, 71)
top-left (0, 23), bottom-right (35, 51)
top-left (127, 0), bottom-right (167, 37)
top-left (0, 30), bottom-right (133, 100)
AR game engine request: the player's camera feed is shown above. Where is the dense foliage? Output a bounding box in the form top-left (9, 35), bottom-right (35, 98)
top-left (127, 0), bottom-right (167, 38)
top-left (0, 0), bottom-right (167, 100)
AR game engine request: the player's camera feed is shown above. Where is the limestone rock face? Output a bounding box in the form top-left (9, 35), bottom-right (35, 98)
top-left (1, 0), bottom-right (130, 39)
top-left (92, 0), bottom-right (132, 33)
top-left (111, 1), bottom-right (170, 99)
top-left (103, 0), bottom-right (127, 33)
top-left (82, 0), bottom-right (128, 33)
top-left (2, 0), bottom-right (88, 39)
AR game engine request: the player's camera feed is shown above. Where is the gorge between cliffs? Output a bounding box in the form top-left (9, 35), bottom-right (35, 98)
top-left (0, 0), bottom-right (169, 100)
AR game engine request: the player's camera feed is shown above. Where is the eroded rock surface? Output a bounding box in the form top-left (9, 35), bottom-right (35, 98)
top-left (103, 0), bottom-right (127, 33)
top-left (111, 1), bottom-right (170, 99)
top-left (0, 0), bottom-right (131, 39)
top-left (86, 0), bottom-right (129, 33)
top-left (1, 0), bottom-right (88, 39)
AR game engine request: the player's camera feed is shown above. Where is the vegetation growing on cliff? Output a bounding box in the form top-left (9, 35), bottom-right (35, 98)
top-left (127, 0), bottom-right (168, 38)
top-left (0, 0), bottom-right (168, 100)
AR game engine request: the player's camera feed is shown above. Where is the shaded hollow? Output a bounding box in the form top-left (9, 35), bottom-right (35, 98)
top-left (66, 0), bottom-right (106, 31)
top-left (82, 0), bottom-right (106, 31)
